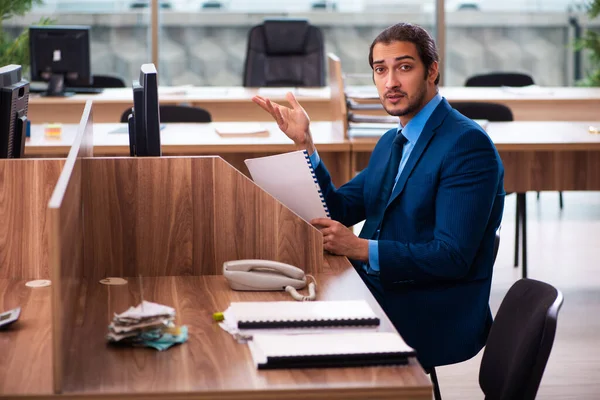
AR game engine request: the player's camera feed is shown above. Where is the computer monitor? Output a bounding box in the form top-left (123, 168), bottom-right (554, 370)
top-left (29, 25), bottom-right (91, 97)
top-left (0, 65), bottom-right (29, 159)
top-left (127, 63), bottom-right (161, 157)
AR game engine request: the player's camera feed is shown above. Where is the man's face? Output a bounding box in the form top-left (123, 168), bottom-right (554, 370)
top-left (372, 41), bottom-right (437, 120)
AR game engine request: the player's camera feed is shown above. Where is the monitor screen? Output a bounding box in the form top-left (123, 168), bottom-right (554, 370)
top-left (0, 64), bottom-right (29, 159)
top-left (29, 25), bottom-right (91, 97)
top-left (127, 63), bottom-right (161, 157)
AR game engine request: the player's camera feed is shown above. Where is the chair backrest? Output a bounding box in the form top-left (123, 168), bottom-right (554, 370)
top-left (243, 19), bottom-right (326, 87)
top-left (120, 105), bottom-right (212, 123)
top-left (451, 102), bottom-right (513, 122)
top-left (91, 74), bottom-right (126, 88)
top-left (465, 72), bottom-right (535, 87)
top-left (479, 279), bottom-right (564, 400)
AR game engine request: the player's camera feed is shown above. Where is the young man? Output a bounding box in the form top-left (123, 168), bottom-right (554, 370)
top-left (252, 22), bottom-right (505, 370)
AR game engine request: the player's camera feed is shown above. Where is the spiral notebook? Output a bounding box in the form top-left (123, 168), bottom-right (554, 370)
top-left (227, 300), bottom-right (380, 329)
top-left (248, 332), bottom-right (416, 370)
top-left (244, 150), bottom-right (330, 222)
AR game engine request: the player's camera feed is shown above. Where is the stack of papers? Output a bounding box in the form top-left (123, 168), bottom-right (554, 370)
top-left (106, 301), bottom-right (188, 351)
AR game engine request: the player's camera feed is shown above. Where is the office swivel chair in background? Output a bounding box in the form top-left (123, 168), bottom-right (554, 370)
top-left (464, 72), bottom-right (564, 211)
top-left (243, 19), bottom-right (326, 87)
top-left (465, 72), bottom-right (535, 88)
top-left (88, 75), bottom-right (126, 88)
top-left (120, 104), bottom-right (212, 123)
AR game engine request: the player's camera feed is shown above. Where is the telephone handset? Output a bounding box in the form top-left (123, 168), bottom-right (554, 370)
top-left (223, 259), bottom-right (316, 301)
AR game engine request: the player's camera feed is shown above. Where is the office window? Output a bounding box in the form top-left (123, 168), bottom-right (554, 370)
top-left (7, 1), bottom-right (152, 87)
top-left (444, 0), bottom-right (582, 86)
top-left (157, 0), bottom-right (437, 86)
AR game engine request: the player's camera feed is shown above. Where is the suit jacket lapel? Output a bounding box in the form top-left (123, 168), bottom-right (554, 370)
top-left (385, 99), bottom-right (452, 209)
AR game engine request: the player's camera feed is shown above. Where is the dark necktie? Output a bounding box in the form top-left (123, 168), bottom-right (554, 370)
top-left (359, 131), bottom-right (407, 241)
top-left (379, 130), bottom-right (408, 205)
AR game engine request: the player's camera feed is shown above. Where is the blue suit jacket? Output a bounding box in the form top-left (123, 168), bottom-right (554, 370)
top-left (315, 99), bottom-right (505, 368)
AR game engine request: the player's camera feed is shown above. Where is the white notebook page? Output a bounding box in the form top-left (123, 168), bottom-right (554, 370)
top-left (245, 150), bottom-right (329, 222)
top-left (248, 332), bottom-right (415, 365)
top-left (228, 300), bottom-right (377, 324)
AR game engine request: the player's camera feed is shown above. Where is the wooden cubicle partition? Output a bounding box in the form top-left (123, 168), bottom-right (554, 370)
top-left (81, 156), bottom-right (323, 278)
top-left (48, 100), bottom-right (94, 394)
top-left (0, 159), bottom-right (64, 397)
top-left (0, 103), bottom-right (91, 397)
top-left (0, 158), bottom-right (64, 280)
top-left (327, 53), bottom-right (347, 136)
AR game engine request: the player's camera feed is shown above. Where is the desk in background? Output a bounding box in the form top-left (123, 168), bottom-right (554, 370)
top-left (347, 86), bottom-right (600, 121)
top-left (351, 121), bottom-right (600, 193)
top-left (28, 86), bottom-right (334, 124)
top-left (26, 121), bottom-right (351, 188)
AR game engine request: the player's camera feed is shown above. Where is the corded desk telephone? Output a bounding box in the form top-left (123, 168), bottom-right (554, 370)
top-left (223, 259), bottom-right (316, 301)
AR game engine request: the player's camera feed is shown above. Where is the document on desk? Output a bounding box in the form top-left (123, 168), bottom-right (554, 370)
top-left (228, 300), bottom-right (380, 329)
top-left (500, 85), bottom-right (554, 96)
top-left (257, 87), bottom-right (296, 97)
top-left (218, 300), bottom-right (381, 341)
top-left (248, 331), bottom-right (416, 369)
top-left (213, 123), bottom-right (270, 137)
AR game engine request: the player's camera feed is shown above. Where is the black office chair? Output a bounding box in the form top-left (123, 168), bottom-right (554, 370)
top-left (90, 75), bottom-right (126, 88)
top-left (465, 72), bottom-right (535, 88)
top-left (243, 19), bottom-right (326, 87)
top-left (120, 105), bottom-right (212, 123)
top-left (429, 229), bottom-right (501, 400)
top-left (479, 278), bottom-right (563, 400)
top-left (450, 101), bottom-right (529, 278)
top-left (451, 101), bottom-right (513, 122)
top-left (465, 72), bottom-right (564, 212)
top-left (130, 1), bottom-right (172, 9)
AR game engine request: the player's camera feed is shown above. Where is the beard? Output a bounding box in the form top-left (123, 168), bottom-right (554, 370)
top-left (381, 80), bottom-right (428, 117)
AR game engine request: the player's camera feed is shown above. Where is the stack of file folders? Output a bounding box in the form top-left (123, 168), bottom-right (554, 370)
top-left (219, 300), bottom-right (415, 369)
top-left (106, 300), bottom-right (188, 351)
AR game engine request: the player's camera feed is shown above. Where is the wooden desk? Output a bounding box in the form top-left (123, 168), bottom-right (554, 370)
top-left (0, 280), bottom-right (53, 396)
top-left (347, 86), bottom-right (600, 121)
top-left (26, 121), bottom-right (352, 187)
top-left (351, 121), bottom-right (600, 193)
top-left (59, 255), bottom-right (431, 400)
top-left (28, 87), bottom-right (333, 124)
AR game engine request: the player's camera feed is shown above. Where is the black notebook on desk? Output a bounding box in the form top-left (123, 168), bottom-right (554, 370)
top-left (227, 300), bottom-right (380, 329)
top-left (248, 332), bottom-right (416, 370)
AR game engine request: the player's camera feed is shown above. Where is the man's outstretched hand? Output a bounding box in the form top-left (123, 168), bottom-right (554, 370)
top-left (252, 92), bottom-right (316, 155)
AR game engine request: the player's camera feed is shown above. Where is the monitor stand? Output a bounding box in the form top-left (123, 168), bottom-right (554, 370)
top-left (43, 74), bottom-right (75, 97)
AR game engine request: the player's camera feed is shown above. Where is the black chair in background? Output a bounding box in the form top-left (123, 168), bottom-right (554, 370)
top-left (465, 72), bottom-right (564, 211)
top-left (130, 1), bottom-right (172, 9)
top-left (243, 19), bottom-right (326, 87)
top-left (465, 72), bottom-right (535, 87)
top-left (451, 101), bottom-right (513, 122)
top-left (479, 278), bottom-right (563, 400)
top-left (90, 75), bottom-right (126, 88)
top-left (120, 105), bottom-right (212, 123)
top-left (451, 101), bottom-right (528, 279)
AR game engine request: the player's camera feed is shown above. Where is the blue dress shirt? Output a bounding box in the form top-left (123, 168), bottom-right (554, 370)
top-left (309, 93), bottom-right (443, 272)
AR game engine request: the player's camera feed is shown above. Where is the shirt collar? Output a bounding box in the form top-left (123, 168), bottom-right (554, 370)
top-left (397, 92), bottom-right (443, 144)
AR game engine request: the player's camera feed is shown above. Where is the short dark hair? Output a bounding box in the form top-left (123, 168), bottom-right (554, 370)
top-left (369, 23), bottom-right (440, 85)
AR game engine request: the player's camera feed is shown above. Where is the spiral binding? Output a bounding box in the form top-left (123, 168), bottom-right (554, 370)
top-left (303, 150), bottom-right (331, 218)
